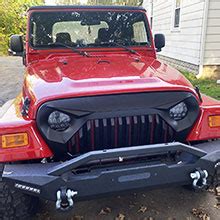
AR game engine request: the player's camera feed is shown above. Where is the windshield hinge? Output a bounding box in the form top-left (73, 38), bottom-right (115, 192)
top-left (21, 97), bottom-right (31, 116)
top-left (195, 86), bottom-right (203, 102)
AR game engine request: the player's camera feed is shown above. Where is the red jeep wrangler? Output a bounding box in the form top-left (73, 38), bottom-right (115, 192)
top-left (0, 5), bottom-right (220, 219)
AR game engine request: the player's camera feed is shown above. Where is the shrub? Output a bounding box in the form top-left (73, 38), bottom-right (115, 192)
top-left (0, 0), bottom-right (43, 55)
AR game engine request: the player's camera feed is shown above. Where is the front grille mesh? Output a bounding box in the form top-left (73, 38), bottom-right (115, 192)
top-left (68, 114), bottom-right (175, 154)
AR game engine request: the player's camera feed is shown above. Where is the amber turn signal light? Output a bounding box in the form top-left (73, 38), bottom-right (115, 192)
top-left (208, 115), bottom-right (220, 128)
top-left (1, 133), bottom-right (28, 149)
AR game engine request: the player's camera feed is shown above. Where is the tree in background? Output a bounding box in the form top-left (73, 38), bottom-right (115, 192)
top-left (0, 0), bottom-right (44, 55)
top-left (56, 0), bottom-right (143, 6)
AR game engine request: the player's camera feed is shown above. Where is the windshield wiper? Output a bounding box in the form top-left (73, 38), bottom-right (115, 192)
top-left (48, 42), bottom-right (90, 57)
top-left (101, 41), bottom-right (139, 55)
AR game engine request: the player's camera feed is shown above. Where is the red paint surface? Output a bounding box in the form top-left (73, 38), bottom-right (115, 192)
top-left (0, 97), bottom-right (52, 162)
top-left (187, 95), bottom-right (220, 141)
top-left (1, 7), bottom-right (220, 162)
top-left (25, 54), bottom-right (200, 119)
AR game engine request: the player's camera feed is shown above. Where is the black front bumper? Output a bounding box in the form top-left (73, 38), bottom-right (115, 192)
top-left (1, 141), bottom-right (220, 202)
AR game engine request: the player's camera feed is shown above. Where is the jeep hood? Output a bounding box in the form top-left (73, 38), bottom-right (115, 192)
top-left (24, 54), bottom-right (198, 118)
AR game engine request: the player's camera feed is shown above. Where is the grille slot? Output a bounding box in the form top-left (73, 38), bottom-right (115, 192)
top-left (68, 114), bottom-right (176, 155)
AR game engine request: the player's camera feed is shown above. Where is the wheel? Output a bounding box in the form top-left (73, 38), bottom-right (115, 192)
top-left (0, 180), bottom-right (39, 220)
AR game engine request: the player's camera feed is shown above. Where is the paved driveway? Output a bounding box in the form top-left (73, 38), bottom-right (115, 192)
top-left (0, 57), bottom-right (219, 220)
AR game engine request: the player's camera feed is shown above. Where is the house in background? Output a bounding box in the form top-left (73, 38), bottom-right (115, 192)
top-left (143, 0), bottom-right (220, 79)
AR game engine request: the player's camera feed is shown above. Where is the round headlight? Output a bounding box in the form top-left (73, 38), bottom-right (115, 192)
top-left (169, 102), bottom-right (188, 121)
top-left (48, 111), bottom-right (71, 131)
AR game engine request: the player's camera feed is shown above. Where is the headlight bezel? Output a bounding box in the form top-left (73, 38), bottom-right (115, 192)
top-left (169, 101), bottom-right (188, 121)
top-left (48, 110), bottom-right (71, 131)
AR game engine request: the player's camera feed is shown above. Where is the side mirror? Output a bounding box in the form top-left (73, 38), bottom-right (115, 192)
top-left (9, 35), bottom-right (24, 55)
top-left (154, 34), bottom-right (165, 52)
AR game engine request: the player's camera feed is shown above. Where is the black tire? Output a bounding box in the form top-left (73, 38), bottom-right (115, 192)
top-left (0, 180), bottom-right (39, 220)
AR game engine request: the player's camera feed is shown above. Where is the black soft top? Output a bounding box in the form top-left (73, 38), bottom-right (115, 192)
top-left (28, 5), bottom-right (146, 12)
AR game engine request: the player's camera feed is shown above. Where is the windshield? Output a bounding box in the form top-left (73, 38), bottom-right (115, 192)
top-left (29, 11), bottom-right (151, 49)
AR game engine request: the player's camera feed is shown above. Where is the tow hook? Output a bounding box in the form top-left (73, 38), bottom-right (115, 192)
top-left (213, 162), bottom-right (220, 207)
top-left (190, 169), bottom-right (208, 189)
top-left (56, 187), bottom-right (78, 211)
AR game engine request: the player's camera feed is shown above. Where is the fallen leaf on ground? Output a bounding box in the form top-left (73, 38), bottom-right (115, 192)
top-left (191, 208), bottom-right (210, 220)
top-left (138, 205), bottom-right (148, 213)
top-left (153, 210), bottom-right (159, 215)
top-left (207, 188), bottom-right (215, 193)
top-left (214, 204), bottom-right (220, 209)
top-left (203, 216), bottom-right (210, 220)
top-left (71, 216), bottom-right (84, 220)
top-left (99, 207), bottom-right (112, 215)
top-left (115, 213), bottom-right (125, 220)
top-left (36, 211), bottom-right (50, 220)
top-left (129, 204), bottom-right (135, 209)
top-left (129, 201), bottom-right (138, 206)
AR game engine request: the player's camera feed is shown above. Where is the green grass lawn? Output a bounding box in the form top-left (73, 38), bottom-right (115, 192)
top-left (182, 71), bottom-right (220, 100)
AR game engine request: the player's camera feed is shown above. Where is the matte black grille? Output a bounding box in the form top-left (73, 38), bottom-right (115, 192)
top-left (68, 115), bottom-right (175, 154)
